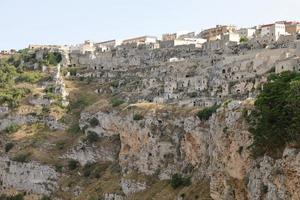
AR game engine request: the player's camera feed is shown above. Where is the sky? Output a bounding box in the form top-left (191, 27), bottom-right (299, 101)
top-left (0, 0), bottom-right (299, 50)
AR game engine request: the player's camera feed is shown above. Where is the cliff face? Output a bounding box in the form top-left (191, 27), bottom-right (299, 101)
top-left (76, 100), bottom-right (300, 200)
top-left (1, 43), bottom-right (300, 199)
top-left (1, 97), bottom-right (300, 199)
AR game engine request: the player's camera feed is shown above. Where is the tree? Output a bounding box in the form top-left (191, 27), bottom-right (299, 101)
top-left (248, 71), bottom-right (300, 157)
top-left (170, 174), bottom-right (191, 189)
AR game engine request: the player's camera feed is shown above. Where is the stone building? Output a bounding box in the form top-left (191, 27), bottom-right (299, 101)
top-left (199, 25), bottom-right (236, 41)
top-left (284, 21), bottom-right (300, 34)
top-left (260, 22), bottom-right (286, 41)
top-left (237, 28), bottom-right (256, 39)
top-left (122, 36), bottom-right (157, 46)
top-left (162, 33), bottom-right (177, 41)
top-left (275, 56), bottom-right (300, 73)
top-left (95, 40), bottom-right (116, 52)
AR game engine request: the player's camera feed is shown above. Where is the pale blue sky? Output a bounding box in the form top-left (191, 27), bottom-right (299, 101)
top-left (0, 0), bottom-right (299, 50)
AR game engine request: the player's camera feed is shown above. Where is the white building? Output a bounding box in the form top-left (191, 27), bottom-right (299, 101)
top-left (261, 23), bottom-right (286, 41)
top-left (174, 38), bottom-right (207, 48)
top-left (237, 28), bottom-right (256, 39)
top-left (221, 33), bottom-right (240, 43)
top-left (122, 36), bottom-right (157, 46)
top-left (95, 40), bottom-right (116, 52)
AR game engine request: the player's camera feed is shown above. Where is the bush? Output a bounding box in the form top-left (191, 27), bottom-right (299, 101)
top-left (41, 195), bottom-right (51, 200)
top-left (17, 71), bottom-right (43, 83)
top-left (44, 52), bottom-right (62, 66)
top-left (0, 194), bottom-right (24, 200)
top-left (196, 104), bottom-right (220, 121)
top-left (0, 88), bottom-right (29, 108)
top-left (133, 113), bottom-right (143, 121)
top-left (68, 68), bottom-right (77, 76)
top-left (67, 123), bottom-right (81, 134)
top-left (0, 64), bottom-right (17, 88)
top-left (170, 174), bottom-right (191, 189)
top-left (54, 163), bottom-right (63, 172)
top-left (5, 142), bottom-right (14, 152)
top-left (68, 159), bottom-right (79, 170)
top-left (111, 98), bottom-right (125, 107)
top-left (89, 117), bottom-right (99, 127)
top-left (187, 92), bottom-right (198, 98)
top-left (5, 123), bottom-right (20, 134)
top-left (248, 71), bottom-right (300, 157)
top-left (110, 81), bottom-right (119, 88)
top-left (86, 131), bottom-right (99, 143)
top-left (12, 152), bottom-right (30, 163)
top-left (55, 141), bottom-right (66, 150)
top-left (240, 37), bottom-right (249, 43)
top-left (83, 162), bottom-right (102, 178)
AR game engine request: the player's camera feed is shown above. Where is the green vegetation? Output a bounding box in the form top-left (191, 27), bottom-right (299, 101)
top-left (5, 142), bottom-right (14, 153)
top-left (89, 117), bottom-right (99, 127)
top-left (67, 123), bottom-right (81, 134)
top-left (5, 123), bottom-right (20, 134)
top-left (196, 104), bottom-right (220, 121)
top-left (68, 159), bottom-right (79, 170)
top-left (240, 37), bottom-right (249, 43)
top-left (0, 87), bottom-right (29, 108)
top-left (82, 162), bottom-right (101, 178)
top-left (110, 80), bottom-right (119, 88)
top-left (12, 152), bottom-right (31, 163)
top-left (17, 71), bottom-right (43, 83)
top-left (247, 71), bottom-right (300, 157)
top-left (0, 64), bottom-right (17, 87)
top-left (187, 92), bottom-right (198, 98)
top-left (44, 52), bottom-right (62, 66)
top-left (170, 173), bottom-right (191, 189)
top-left (55, 141), bottom-right (66, 150)
top-left (40, 195), bottom-right (51, 200)
top-left (0, 194), bottom-right (24, 200)
top-left (111, 97), bottom-right (125, 107)
top-left (85, 131), bottom-right (99, 143)
top-left (0, 61), bottom-right (31, 108)
top-left (133, 113), bottom-right (144, 121)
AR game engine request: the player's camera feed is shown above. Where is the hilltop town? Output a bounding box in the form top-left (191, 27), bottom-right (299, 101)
top-left (0, 20), bottom-right (300, 200)
top-left (20, 21), bottom-right (300, 108)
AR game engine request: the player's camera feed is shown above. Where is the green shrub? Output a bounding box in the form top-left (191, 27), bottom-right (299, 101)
top-left (248, 71), bottom-right (300, 157)
top-left (0, 193), bottom-right (24, 200)
top-left (5, 123), bottom-right (20, 134)
top-left (83, 162), bottom-right (94, 177)
top-left (17, 71), bottom-right (43, 83)
top-left (67, 123), bottom-right (81, 134)
top-left (41, 195), bottom-right (51, 200)
top-left (196, 104), bottom-right (220, 121)
top-left (89, 117), bottom-right (99, 127)
top-left (5, 142), bottom-right (14, 152)
top-left (55, 141), bottom-right (66, 150)
top-left (0, 64), bottom-right (17, 88)
top-left (44, 52), bottom-right (62, 66)
top-left (68, 159), bottom-right (79, 170)
top-left (110, 81), bottom-right (119, 88)
top-left (111, 98), bottom-right (125, 107)
top-left (0, 88), bottom-right (29, 108)
top-left (133, 113), bottom-right (143, 121)
top-left (86, 131), bottom-right (99, 143)
top-left (12, 152), bottom-right (30, 163)
top-left (170, 173), bottom-right (191, 189)
top-left (83, 162), bottom-right (102, 178)
top-left (240, 37), bottom-right (249, 43)
top-left (187, 92), bottom-right (198, 98)
top-left (54, 163), bottom-right (63, 172)
top-left (68, 68), bottom-right (77, 76)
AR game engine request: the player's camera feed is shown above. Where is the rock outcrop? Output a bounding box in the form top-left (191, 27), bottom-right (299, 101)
top-left (0, 157), bottom-right (58, 195)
